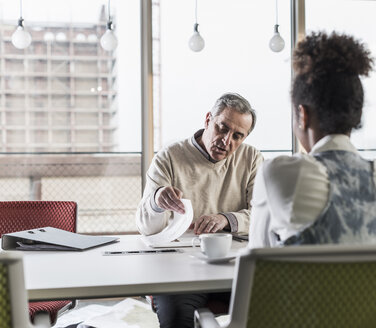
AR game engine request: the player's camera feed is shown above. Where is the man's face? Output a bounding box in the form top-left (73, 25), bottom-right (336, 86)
top-left (201, 107), bottom-right (253, 161)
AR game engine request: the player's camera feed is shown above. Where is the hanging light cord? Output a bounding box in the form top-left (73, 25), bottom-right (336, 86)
top-left (19, 0), bottom-right (23, 18)
top-left (108, 0), bottom-right (111, 22)
top-left (195, 0), bottom-right (198, 24)
top-left (275, 0), bottom-right (278, 25)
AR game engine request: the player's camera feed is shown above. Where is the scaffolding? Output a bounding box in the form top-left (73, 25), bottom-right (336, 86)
top-left (0, 9), bottom-right (118, 152)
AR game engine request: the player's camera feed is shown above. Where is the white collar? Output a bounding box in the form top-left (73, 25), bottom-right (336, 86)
top-left (309, 134), bottom-right (358, 155)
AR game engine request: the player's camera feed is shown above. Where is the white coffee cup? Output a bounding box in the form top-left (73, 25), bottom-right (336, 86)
top-left (192, 233), bottom-right (232, 258)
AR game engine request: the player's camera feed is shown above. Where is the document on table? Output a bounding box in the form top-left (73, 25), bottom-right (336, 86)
top-left (141, 199), bottom-right (194, 248)
top-left (1, 227), bottom-right (119, 251)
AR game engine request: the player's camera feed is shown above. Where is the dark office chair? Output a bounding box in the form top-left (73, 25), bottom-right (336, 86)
top-left (148, 295), bottom-right (229, 317)
top-left (195, 245), bottom-right (376, 328)
top-left (0, 201), bottom-right (77, 325)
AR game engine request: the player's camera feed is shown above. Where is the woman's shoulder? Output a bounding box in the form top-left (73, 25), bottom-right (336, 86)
top-left (260, 153), bottom-right (326, 186)
top-left (262, 153), bottom-right (306, 175)
top-left (257, 154), bottom-right (329, 221)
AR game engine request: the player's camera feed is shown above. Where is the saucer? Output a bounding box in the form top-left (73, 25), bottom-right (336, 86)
top-left (191, 251), bottom-right (237, 264)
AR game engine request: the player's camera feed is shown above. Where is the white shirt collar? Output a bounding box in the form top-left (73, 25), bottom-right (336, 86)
top-left (309, 134), bottom-right (358, 155)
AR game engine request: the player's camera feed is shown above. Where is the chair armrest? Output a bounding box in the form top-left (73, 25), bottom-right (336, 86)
top-left (194, 308), bottom-right (221, 328)
top-left (33, 312), bottom-right (51, 328)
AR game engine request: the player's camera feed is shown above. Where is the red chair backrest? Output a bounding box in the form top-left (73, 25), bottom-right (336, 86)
top-left (0, 201), bottom-right (77, 237)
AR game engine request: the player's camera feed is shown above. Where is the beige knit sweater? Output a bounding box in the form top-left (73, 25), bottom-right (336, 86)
top-left (136, 134), bottom-right (263, 235)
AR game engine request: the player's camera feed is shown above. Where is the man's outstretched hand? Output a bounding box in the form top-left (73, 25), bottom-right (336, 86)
top-left (155, 186), bottom-right (185, 214)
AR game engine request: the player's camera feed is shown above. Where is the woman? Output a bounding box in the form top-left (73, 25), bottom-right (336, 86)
top-left (249, 31), bottom-right (375, 247)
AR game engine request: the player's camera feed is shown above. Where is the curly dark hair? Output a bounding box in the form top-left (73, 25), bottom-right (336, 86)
top-left (292, 31), bottom-right (374, 134)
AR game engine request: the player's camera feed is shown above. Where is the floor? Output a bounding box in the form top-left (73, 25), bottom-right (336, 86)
top-left (53, 297), bottom-right (160, 328)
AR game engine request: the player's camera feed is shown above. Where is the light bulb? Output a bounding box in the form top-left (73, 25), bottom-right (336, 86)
top-left (12, 19), bottom-right (32, 49)
top-left (100, 22), bottom-right (118, 51)
top-left (188, 23), bottom-right (205, 52)
top-left (269, 24), bottom-right (285, 52)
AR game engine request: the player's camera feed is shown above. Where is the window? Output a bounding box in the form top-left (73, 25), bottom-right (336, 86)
top-left (0, 0), bottom-right (142, 233)
top-left (306, 0), bottom-right (376, 159)
top-left (157, 0), bottom-right (292, 158)
top-left (0, 0), bottom-right (373, 234)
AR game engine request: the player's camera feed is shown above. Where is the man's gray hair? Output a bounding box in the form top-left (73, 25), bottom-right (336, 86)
top-left (210, 93), bottom-right (257, 133)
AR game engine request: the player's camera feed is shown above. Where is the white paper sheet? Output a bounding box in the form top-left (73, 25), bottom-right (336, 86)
top-left (141, 199), bottom-right (193, 248)
top-left (79, 298), bottom-right (159, 328)
top-left (53, 298), bottom-right (159, 328)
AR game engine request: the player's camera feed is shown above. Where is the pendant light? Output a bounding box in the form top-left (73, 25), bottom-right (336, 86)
top-left (100, 0), bottom-right (118, 52)
top-left (12, 0), bottom-right (32, 50)
top-left (188, 0), bottom-right (205, 52)
top-left (269, 0), bottom-right (285, 53)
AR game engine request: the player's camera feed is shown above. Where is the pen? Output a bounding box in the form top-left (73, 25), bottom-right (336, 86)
top-left (103, 249), bottom-right (181, 256)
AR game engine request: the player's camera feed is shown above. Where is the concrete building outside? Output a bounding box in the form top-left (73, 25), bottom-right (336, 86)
top-left (0, 6), bottom-right (146, 234)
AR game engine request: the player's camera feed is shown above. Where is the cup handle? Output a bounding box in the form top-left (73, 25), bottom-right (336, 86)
top-left (192, 236), bottom-right (200, 248)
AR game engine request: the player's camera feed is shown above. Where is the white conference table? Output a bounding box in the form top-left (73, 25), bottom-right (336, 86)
top-left (2, 234), bottom-right (247, 302)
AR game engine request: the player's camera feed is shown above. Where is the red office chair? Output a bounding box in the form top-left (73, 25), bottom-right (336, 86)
top-left (0, 201), bottom-right (78, 324)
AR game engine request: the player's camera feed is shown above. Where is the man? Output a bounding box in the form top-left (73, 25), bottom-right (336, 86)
top-left (136, 93), bottom-right (263, 328)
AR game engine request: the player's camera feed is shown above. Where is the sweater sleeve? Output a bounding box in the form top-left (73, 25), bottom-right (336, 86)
top-left (135, 149), bottom-right (175, 235)
top-left (226, 149), bottom-right (264, 233)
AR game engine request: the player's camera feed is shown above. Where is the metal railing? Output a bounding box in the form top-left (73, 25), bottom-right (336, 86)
top-left (0, 153), bottom-right (142, 234)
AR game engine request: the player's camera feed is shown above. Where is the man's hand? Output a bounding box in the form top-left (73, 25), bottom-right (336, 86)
top-left (192, 214), bottom-right (229, 235)
top-left (155, 186), bottom-right (185, 214)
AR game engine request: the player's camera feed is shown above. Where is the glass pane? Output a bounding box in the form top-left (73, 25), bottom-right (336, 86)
top-left (51, 77), bottom-right (70, 90)
top-left (6, 130), bottom-right (25, 144)
top-left (31, 77), bottom-right (48, 89)
top-left (74, 44), bottom-right (98, 56)
top-left (157, 0), bottom-right (292, 152)
top-left (28, 60), bottom-right (48, 73)
top-left (28, 41), bottom-right (47, 54)
top-left (76, 79), bottom-right (98, 92)
top-left (30, 130), bottom-right (48, 143)
top-left (75, 61), bottom-right (98, 74)
top-left (75, 96), bottom-right (97, 108)
top-left (6, 112), bottom-right (25, 125)
top-left (51, 95), bottom-right (70, 108)
top-left (0, 0), bottom-right (142, 233)
top-left (52, 130), bottom-right (71, 143)
top-left (5, 59), bottom-right (24, 72)
top-left (261, 150), bottom-right (293, 160)
top-left (305, 0), bottom-right (376, 156)
top-left (52, 112), bottom-right (70, 125)
top-left (5, 77), bottom-right (25, 90)
top-left (30, 112), bottom-right (48, 125)
top-left (76, 113), bottom-right (98, 125)
top-left (30, 95), bottom-right (48, 108)
top-left (51, 41), bottom-right (70, 56)
top-left (51, 61), bottom-right (70, 74)
top-left (75, 130), bottom-right (99, 143)
top-left (5, 95), bottom-right (24, 107)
